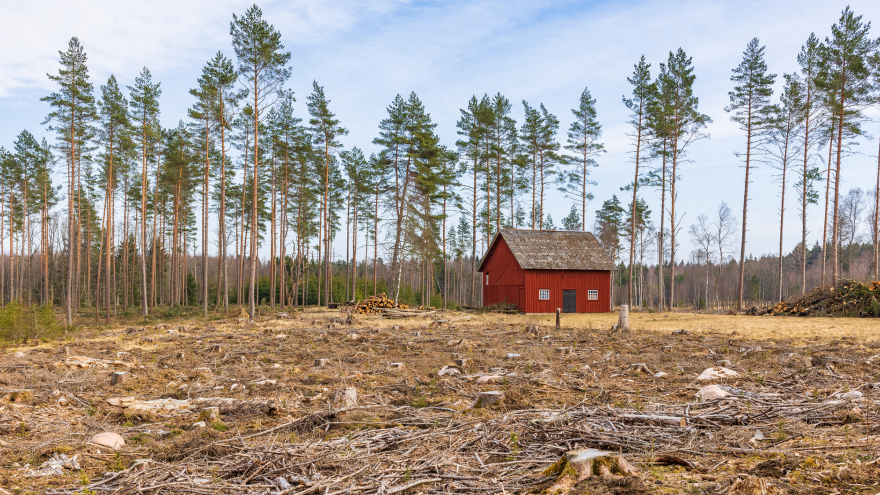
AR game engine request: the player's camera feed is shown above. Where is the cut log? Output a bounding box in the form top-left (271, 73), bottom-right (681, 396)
top-left (618, 305), bottom-right (630, 332)
top-left (543, 449), bottom-right (638, 494)
top-left (619, 414), bottom-right (687, 427)
top-left (476, 375), bottom-right (503, 385)
top-left (555, 347), bottom-right (572, 356)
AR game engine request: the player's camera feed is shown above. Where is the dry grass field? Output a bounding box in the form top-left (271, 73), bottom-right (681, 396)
top-left (2, 309), bottom-right (880, 494)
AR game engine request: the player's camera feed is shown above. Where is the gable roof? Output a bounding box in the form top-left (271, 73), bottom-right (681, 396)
top-left (478, 229), bottom-right (615, 272)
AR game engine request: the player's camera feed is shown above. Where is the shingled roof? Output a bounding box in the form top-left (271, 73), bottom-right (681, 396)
top-left (479, 229), bottom-right (615, 271)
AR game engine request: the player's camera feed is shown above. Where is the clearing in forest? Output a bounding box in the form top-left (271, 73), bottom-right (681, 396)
top-left (1, 310), bottom-right (879, 494)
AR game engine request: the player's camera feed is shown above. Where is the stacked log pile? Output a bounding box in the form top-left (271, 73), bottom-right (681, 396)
top-left (355, 294), bottom-right (411, 314)
top-left (748, 280), bottom-right (880, 317)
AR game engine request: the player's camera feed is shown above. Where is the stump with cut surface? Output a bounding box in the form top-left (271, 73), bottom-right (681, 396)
top-left (332, 387), bottom-right (358, 410)
top-left (618, 305), bottom-right (630, 333)
top-left (542, 449), bottom-right (638, 494)
top-left (198, 407), bottom-right (220, 422)
top-left (110, 371), bottom-right (127, 386)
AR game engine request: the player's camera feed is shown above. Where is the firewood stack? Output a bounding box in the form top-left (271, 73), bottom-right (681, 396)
top-left (355, 294), bottom-right (411, 314)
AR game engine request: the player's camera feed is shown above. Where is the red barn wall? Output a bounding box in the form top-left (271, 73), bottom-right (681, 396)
top-left (481, 238), bottom-right (523, 309)
top-left (520, 269), bottom-right (610, 313)
top-left (480, 237), bottom-right (611, 313)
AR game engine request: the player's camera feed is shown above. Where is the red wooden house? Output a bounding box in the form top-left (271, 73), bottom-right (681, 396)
top-left (477, 229), bottom-right (615, 313)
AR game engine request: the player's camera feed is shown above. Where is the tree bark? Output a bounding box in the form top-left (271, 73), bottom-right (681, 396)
top-left (737, 100), bottom-right (753, 311)
top-left (629, 102), bottom-right (643, 307)
top-left (139, 109), bottom-right (149, 316)
top-left (831, 85), bottom-right (847, 286)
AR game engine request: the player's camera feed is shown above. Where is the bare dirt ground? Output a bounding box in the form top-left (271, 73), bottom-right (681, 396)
top-left (2, 309), bottom-right (880, 494)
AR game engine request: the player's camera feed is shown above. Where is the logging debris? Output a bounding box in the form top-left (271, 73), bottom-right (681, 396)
top-left (748, 279), bottom-right (880, 317)
top-left (3, 311), bottom-right (880, 494)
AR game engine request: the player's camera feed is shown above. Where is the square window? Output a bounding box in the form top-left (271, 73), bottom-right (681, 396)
top-left (538, 289), bottom-right (550, 300)
top-left (588, 290), bottom-right (598, 300)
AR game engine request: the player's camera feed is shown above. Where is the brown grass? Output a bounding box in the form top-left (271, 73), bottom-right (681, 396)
top-left (2, 307), bottom-right (879, 494)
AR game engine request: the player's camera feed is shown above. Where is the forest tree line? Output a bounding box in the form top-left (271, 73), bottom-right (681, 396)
top-left (1, 5), bottom-right (879, 323)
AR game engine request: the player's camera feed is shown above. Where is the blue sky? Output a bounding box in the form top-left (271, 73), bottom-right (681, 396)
top-left (2, 0), bottom-right (880, 261)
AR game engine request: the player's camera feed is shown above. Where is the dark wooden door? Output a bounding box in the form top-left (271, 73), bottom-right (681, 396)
top-left (562, 290), bottom-right (577, 313)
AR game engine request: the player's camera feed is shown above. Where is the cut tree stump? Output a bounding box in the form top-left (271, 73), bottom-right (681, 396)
top-left (314, 359), bottom-right (329, 368)
top-left (110, 371), bottom-right (127, 386)
top-left (470, 391), bottom-right (503, 408)
top-left (454, 358), bottom-right (469, 367)
top-left (543, 449), bottom-right (638, 494)
top-left (618, 305), bottom-right (630, 333)
top-left (332, 387), bottom-right (358, 410)
top-left (198, 407), bottom-right (220, 422)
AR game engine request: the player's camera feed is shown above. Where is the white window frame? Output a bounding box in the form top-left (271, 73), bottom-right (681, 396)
top-left (587, 289), bottom-right (598, 300)
top-left (538, 289), bottom-right (550, 300)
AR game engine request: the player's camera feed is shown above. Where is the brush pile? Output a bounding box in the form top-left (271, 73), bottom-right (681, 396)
top-left (748, 280), bottom-right (880, 317)
top-left (354, 294), bottom-right (411, 314)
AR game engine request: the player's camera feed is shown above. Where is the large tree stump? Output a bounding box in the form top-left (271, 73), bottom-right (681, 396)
top-left (618, 305), bottom-right (630, 333)
top-left (332, 387), bottom-right (358, 410)
top-left (542, 449), bottom-right (638, 494)
top-left (198, 407), bottom-right (220, 422)
top-left (110, 371), bottom-right (127, 386)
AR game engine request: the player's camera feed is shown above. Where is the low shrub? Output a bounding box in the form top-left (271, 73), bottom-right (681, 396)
top-left (0, 302), bottom-right (64, 342)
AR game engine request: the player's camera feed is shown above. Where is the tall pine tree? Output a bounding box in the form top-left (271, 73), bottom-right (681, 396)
top-left (231, 4), bottom-right (291, 319)
top-left (726, 37), bottom-right (775, 310)
top-left (42, 37), bottom-right (96, 325)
